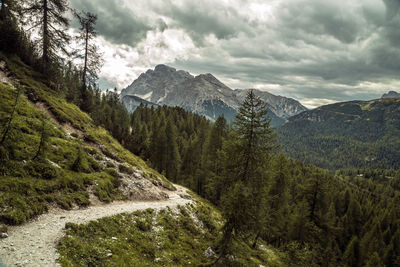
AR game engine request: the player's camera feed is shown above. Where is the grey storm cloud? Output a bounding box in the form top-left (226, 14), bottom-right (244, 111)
top-left (149, 0), bottom-right (254, 45)
top-left (68, 0), bottom-right (400, 106)
top-left (173, 0), bottom-right (400, 102)
top-left (69, 0), bottom-right (152, 46)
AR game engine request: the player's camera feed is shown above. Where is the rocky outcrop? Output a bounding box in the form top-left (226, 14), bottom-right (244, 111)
top-left (382, 91), bottom-right (400, 99)
top-left (234, 89), bottom-right (307, 119)
top-left (122, 65), bottom-right (307, 126)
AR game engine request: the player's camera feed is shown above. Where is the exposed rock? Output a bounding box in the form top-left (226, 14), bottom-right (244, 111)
top-left (0, 233), bottom-right (8, 239)
top-left (204, 247), bottom-right (216, 258)
top-left (121, 65), bottom-right (307, 125)
top-left (121, 95), bottom-right (158, 113)
top-left (234, 89), bottom-right (308, 119)
top-left (47, 159), bottom-right (61, 169)
top-left (382, 90), bottom-right (400, 99)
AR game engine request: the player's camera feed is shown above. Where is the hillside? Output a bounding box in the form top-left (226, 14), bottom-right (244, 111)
top-left (278, 98), bottom-right (400, 169)
top-left (0, 53), bottom-right (176, 224)
top-left (0, 54), bottom-right (282, 266)
top-left (121, 64), bottom-right (307, 125)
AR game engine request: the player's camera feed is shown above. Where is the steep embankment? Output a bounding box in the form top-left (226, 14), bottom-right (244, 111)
top-left (0, 54), bottom-right (184, 262)
top-left (0, 54), bottom-right (176, 225)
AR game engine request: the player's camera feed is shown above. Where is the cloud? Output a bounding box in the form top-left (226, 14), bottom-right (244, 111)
top-left (149, 0), bottom-right (254, 45)
top-left (68, 0), bottom-right (400, 108)
top-left (69, 0), bottom-right (153, 46)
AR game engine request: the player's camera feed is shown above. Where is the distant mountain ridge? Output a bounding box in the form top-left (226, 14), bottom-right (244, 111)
top-left (382, 90), bottom-right (400, 99)
top-left (121, 64), bottom-right (307, 126)
top-left (277, 97), bottom-right (400, 169)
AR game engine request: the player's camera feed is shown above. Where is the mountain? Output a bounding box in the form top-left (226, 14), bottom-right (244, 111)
top-left (234, 89), bottom-right (307, 119)
top-left (382, 90), bottom-right (400, 98)
top-left (277, 98), bottom-right (400, 169)
top-left (121, 65), bottom-right (307, 126)
top-left (121, 94), bottom-right (158, 113)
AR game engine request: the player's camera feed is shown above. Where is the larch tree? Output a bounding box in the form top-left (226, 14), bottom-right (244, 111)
top-left (215, 89), bottom-right (277, 262)
top-left (22, 0), bottom-right (70, 72)
top-left (203, 115), bottom-right (227, 203)
top-left (74, 11), bottom-right (102, 94)
top-left (0, 0), bottom-right (23, 53)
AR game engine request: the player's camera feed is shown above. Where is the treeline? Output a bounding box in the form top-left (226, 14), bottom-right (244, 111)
top-left (128, 94), bottom-right (400, 266)
top-left (279, 133), bottom-right (400, 170)
top-left (338, 168), bottom-right (400, 192)
top-left (127, 104), bottom-right (212, 194)
top-left (0, 0), bottom-right (130, 145)
top-left (278, 100), bottom-right (400, 170)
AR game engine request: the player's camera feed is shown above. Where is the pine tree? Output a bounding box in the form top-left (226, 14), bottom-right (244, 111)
top-left (342, 236), bottom-right (360, 267)
top-left (262, 154), bottom-right (289, 246)
top-left (0, 0), bottom-right (21, 52)
top-left (74, 10), bottom-right (102, 108)
top-left (22, 0), bottom-right (70, 72)
top-left (215, 89), bottom-right (277, 262)
top-left (365, 252), bottom-right (384, 267)
top-left (74, 11), bottom-right (100, 87)
top-left (203, 115), bottom-right (227, 201)
top-left (0, 85), bottom-right (21, 146)
top-left (165, 119), bottom-right (180, 180)
top-left (33, 118), bottom-right (49, 161)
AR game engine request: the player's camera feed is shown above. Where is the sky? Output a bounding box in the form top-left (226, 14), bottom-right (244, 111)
top-left (69, 0), bottom-right (400, 108)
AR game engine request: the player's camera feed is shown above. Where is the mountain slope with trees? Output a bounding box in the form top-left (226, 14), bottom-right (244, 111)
top-left (278, 98), bottom-right (400, 169)
top-left (126, 95), bottom-right (400, 266)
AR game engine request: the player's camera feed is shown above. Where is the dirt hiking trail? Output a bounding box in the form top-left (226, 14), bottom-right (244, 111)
top-left (0, 188), bottom-right (191, 267)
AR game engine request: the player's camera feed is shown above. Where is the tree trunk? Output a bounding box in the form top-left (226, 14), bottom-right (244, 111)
top-left (42, 0), bottom-right (49, 71)
top-left (82, 26), bottom-right (89, 90)
top-left (252, 231), bottom-right (260, 249)
top-left (211, 223), bottom-right (234, 265)
top-left (0, 86), bottom-right (21, 145)
top-left (0, 0), bottom-right (9, 21)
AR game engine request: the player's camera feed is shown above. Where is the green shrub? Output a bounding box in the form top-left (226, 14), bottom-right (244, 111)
top-left (88, 157), bottom-right (102, 172)
top-left (0, 225), bottom-right (8, 233)
top-left (71, 148), bottom-right (90, 172)
top-left (118, 164), bottom-right (133, 175)
top-left (25, 160), bottom-right (59, 180)
top-left (105, 161), bottom-right (115, 168)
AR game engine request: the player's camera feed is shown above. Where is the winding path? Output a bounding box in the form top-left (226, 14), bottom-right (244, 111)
top-left (0, 192), bottom-right (191, 267)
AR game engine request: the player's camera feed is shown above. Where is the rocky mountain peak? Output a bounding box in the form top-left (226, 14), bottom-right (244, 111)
top-left (382, 91), bottom-right (400, 99)
top-left (154, 64), bottom-right (176, 73)
top-left (197, 73), bottom-right (216, 80)
top-left (122, 65), bottom-right (308, 125)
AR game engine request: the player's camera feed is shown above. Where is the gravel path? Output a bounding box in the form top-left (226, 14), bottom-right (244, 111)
top-left (0, 193), bottom-right (190, 267)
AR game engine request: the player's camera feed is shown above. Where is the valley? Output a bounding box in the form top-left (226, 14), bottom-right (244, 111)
top-left (1, 0), bottom-right (400, 266)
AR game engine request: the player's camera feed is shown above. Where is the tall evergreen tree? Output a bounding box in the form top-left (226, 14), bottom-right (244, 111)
top-left (0, 85), bottom-right (21, 146)
top-left (74, 10), bottom-right (102, 107)
top-left (0, 0), bottom-right (22, 53)
top-left (22, 0), bottom-right (70, 72)
top-left (165, 119), bottom-right (181, 180)
top-left (216, 89), bottom-right (277, 261)
top-left (33, 118), bottom-right (49, 161)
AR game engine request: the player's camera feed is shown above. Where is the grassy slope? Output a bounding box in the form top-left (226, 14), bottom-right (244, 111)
top-left (57, 199), bottom-right (283, 267)
top-left (0, 54), bottom-right (285, 265)
top-left (0, 53), bottom-right (173, 225)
